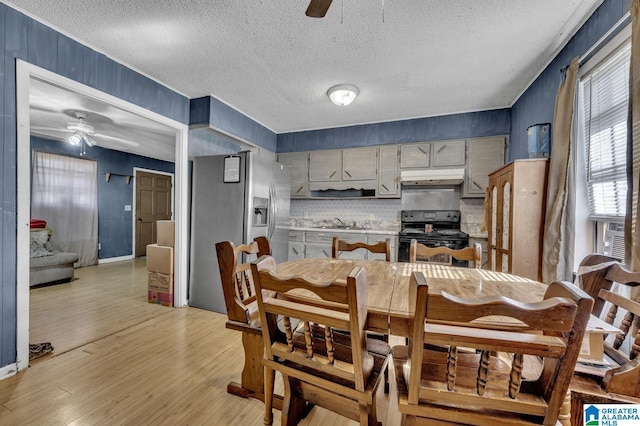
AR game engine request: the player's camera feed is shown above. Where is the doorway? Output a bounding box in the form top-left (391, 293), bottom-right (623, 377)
top-left (16, 61), bottom-right (189, 372)
top-left (135, 169), bottom-right (174, 257)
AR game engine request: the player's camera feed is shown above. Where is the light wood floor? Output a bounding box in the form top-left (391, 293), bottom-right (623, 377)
top-left (0, 259), bottom-right (401, 425)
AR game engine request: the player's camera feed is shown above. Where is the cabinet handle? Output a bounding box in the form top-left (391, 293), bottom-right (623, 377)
top-left (381, 184), bottom-right (389, 191)
top-left (292, 247), bottom-right (299, 255)
top-left (345, 170), bottom-right (352, 178)
top-left (329, 171), bottom-right (336, 178)
top-left (418, 147), bottom-right (427, 154)
top-left (437, 145), bottom-right (446, 153)
top-left (297, 186), bottom-right (304, 193)
top-left (472, 180), bottom-right (483, 190)
top-left (322, 249), bottom-right (329, 257)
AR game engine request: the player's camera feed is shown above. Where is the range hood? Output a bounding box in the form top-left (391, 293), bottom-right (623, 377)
top-left (400, 168), bottom-right (465, 185)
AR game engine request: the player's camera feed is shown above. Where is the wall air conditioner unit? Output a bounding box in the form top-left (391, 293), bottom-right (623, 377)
top-left (603, 222), bottom-right (625, 260)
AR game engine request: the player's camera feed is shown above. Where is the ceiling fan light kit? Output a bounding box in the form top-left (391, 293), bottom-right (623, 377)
top-left (327, 84), bottom-right (359, 106)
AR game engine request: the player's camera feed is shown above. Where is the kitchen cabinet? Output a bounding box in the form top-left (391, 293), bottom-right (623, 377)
top-left (487, 159), bottom-right (548, 281)
top-left (277, 152), bottom-right (309, 198)
top-left (464, 136), bottom-right (506, 197)
top-left (432, 140), bottom-right (466, 167)
top-left (342, 147), bottom-right (377, 181)
top-left (309, 150), bottom-right (341, 182)
top-left (288, 230), bottom-right (305, 260)
top-left (377, 145), bottom-right (400, 198)
top-left (400, 143), bottom-right (431, 168)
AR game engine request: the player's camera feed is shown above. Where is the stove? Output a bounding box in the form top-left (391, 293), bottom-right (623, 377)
top-left (397, 209), bottom-right (469, 266)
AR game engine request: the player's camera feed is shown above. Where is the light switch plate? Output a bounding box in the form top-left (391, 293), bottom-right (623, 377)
top-left (124, 205), bottom-right (132, 211)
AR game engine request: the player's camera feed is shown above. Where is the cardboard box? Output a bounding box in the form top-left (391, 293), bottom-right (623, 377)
top-left (578, 314), bottom-right (623, 362)
top-left (148, 271), bottom-right (174, 307)
top-left (146, 244), bottom-right (174, 275)
top-left (157, 220), bottom-right (175, 247)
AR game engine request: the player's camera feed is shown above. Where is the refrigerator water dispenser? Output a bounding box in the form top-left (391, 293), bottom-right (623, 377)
top-left (253, 197), bottom-right (268, 227)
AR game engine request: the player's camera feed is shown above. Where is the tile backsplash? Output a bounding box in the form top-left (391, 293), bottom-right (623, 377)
top-left (291, 197), bottom-right (487, 235)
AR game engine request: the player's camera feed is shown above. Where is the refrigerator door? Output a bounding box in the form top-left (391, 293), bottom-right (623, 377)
top-left (269, 161), bottom-right (290, 263)
top-left (189, 153), bottom-right (247, 313)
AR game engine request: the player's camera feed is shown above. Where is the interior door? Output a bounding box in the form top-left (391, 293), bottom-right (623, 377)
top-left (135, 171), bottom-right (172, 257)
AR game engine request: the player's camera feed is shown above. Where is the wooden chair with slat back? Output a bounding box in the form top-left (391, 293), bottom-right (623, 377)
top-left (215, 237), bottom-right (272, 403)
top-left (409, 238), bottom-right (483, 268)
top-left (332, 236), bottom-right (391, 261)
top-left (393, 271), bottom-right (593, 426)
top-left (573, 254), bottom-right (640, 397)
top-left (252, 255), bottom-right (390, 426)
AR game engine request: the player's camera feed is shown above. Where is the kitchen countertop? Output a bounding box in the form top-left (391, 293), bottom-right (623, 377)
top-left (287, 226), bottom-right (399, 236)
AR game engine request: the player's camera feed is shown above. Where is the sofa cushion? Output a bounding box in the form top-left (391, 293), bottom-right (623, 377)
top-left (30, 230), bottom-right (54, 258)
top-left (30, 251), bottom-right (79, 268)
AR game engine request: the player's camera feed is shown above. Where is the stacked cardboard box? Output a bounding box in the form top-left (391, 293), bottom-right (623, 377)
top-left (147, 220), bottom-right (175, 306)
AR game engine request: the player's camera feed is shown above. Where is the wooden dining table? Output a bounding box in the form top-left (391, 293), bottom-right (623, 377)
top-left (227, 258), bottom-right (553, 415)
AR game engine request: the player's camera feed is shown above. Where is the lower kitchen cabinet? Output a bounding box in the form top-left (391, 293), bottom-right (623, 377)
top-left (288, 229), bottom-right (398, 261)
top-left (288, 242), bottom-right (305, 260)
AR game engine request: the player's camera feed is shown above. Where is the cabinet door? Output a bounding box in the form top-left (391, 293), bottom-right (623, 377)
top-left (433, 140), bottom-right (466, 167)
top-left (464, 137), bottom-right (506, 196)
top-left (400, 143), bottom-right (431, 168)
top-left (288, 242), bottom-right (305, 260)
top-left (378, 146), bottom-right (399, 197)
top-left (342, 147), bottom-right (377, 180)
top-left (304, 243), bottom-right (332, 259)
top-left (277, 152), bottom-right (309, 197)
top-left (309, 150), bottom-right (342, 182)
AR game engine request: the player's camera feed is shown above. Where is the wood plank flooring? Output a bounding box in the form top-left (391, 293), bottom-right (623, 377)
top-left (1, 259), bottom-right (401, 425)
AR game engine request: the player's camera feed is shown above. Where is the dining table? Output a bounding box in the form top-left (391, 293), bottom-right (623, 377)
top-left (226, 258), bottom-right (557, 416)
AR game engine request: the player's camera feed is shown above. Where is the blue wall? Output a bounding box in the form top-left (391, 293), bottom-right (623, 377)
top-left (277, 109), bottom-right (511, 153)
top-left (31, 137), bottom-right (174, 259)
top-left (510, 0), bottom-right (632, 160)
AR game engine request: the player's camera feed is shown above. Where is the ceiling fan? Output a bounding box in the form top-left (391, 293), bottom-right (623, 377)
top-left (31, 111), bottom-right (140, 152)
top-left (306, 0), bottom-right (333, 17)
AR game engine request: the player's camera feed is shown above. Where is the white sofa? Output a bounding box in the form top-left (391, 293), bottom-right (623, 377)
top-left (29, 228), bottom-right (79, 287)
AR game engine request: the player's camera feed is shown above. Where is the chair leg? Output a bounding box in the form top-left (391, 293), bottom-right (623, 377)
top-left (263, 366), bottom-right (275, 425)
top-left (359, 400), bottom-right (378, 426)
top-left (282, 377), bottom-right (308, 426)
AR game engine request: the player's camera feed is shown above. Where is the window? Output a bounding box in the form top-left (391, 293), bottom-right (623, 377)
top-left (580, 43), bottom-right (630, 220)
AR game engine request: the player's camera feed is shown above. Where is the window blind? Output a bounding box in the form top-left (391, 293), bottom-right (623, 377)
top-left (580, 43), bottom-right (630, 220)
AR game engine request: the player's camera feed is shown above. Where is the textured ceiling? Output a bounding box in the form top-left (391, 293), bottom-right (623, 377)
top-left (8, 0), bottom-right (602, 136)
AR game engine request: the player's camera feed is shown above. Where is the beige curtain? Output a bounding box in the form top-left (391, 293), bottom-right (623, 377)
top-left (626, 0), bottom-right (640, 271)
top-left (542, 58), bottom-right (579, 283)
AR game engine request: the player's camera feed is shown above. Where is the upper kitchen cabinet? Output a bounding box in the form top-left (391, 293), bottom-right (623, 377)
top-left (342, 147), bottom-right (378, 181)
top-left (400, 143), bottom-right (431, 168)
top-left (378, 145), bottom-right (400, 198)
top-left (432, 140), bottom-right (466, 167)
top-left (277, 152), bottom-right (309, 198)
top-left (309, 150), bottom-right (342, 182)
top-left (463, 136), bottom-right (506, 197)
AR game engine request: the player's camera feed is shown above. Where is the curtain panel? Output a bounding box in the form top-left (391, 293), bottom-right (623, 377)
top-left (626, 0), bottom-right (640, 271)
top-left (31, 151), bottom-right (98, 267)
top-left (542, 58), bottom-right (580, 283)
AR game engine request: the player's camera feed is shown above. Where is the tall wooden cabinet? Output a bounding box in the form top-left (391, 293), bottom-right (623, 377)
top-left (487, 159), bottom-right (548, 281)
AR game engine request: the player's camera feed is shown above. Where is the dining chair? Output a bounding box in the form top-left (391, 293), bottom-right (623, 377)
top-left (574, 253), bottom-right (640, 397)
top-left (251, 255), bottom-right (390, 426)
top-left (215, 237), bottom-right (271, 325)
top-left (393, 271), bottom-right (593, 425)
top-left (215, 237), bottom-right (273, 404)
top-left (331, 236), bottom-right (391, 261)
top-left (409, 238), bottom-right (482, 268)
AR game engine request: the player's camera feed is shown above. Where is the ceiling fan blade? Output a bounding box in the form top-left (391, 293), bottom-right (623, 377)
top-left (306, 0), bottom-right (332, 17)
top-left (31, 126), bottom-right (74, 133)
top-left (93, 133), bottom-right (140, 147)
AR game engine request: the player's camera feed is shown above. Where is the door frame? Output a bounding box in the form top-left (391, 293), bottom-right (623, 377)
top-left (132, 167), bottom-right (175, 258)
top-left (16, 60), bottom-right (190, 372)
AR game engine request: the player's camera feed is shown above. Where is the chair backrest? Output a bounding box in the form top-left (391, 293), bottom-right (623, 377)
top-left (409, 239), bottom-right (482, 268)
top-left (577, 254), bottom-right (640, 396)
top-left (251, 255), bottom-right (373, 391)
top-left (215, 237), bottom-right (271, 324)
top-left (406, 271), bottom-right (592, 425)
top-left (331, 236), bottom-right (391, 261)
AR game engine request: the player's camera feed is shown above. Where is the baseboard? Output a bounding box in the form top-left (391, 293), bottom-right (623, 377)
top-left (98, 255), bottom-right (135, 264)
top-left (0, 363), bottom-right (18, 381)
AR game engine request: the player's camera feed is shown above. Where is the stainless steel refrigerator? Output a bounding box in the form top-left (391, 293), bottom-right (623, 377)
top-left (188, 151), bottom-right (290, 313)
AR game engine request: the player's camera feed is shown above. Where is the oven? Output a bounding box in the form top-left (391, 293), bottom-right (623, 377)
top-left (397, 210), bottom-right (469, 267)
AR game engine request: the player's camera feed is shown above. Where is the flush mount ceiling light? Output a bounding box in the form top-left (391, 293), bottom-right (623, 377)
top-left (327, 84), bottom-right (359, 106)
